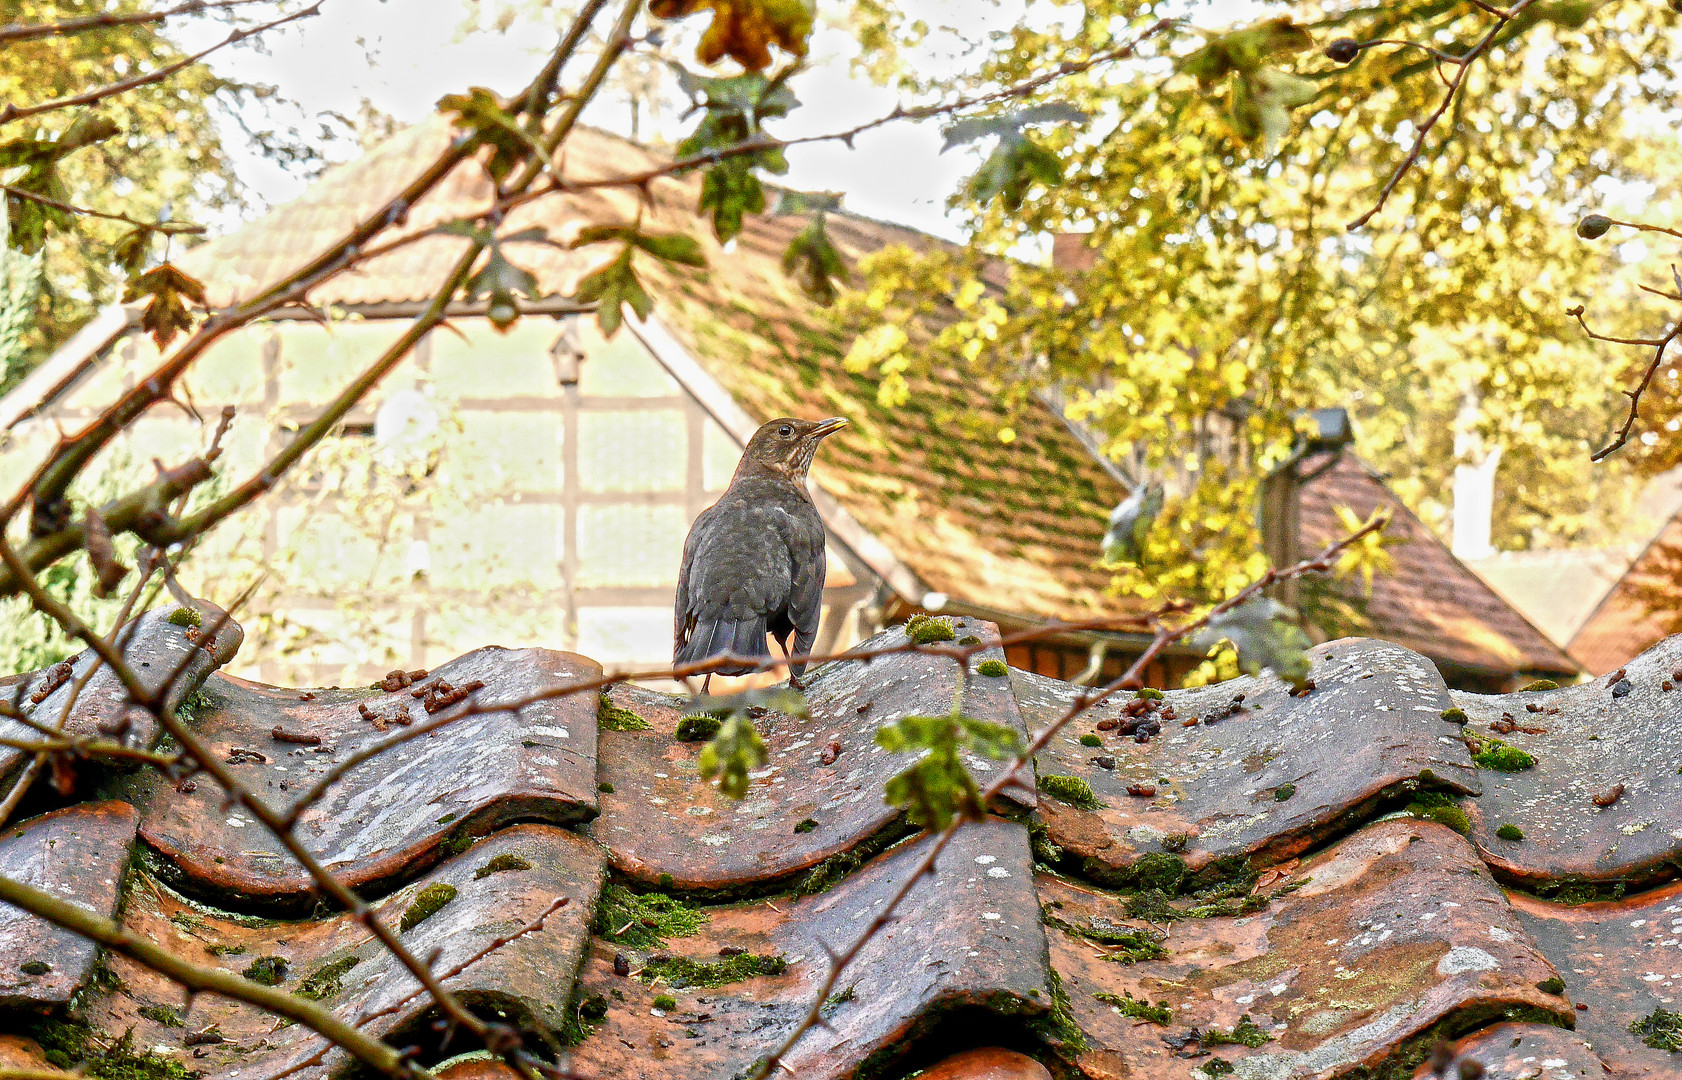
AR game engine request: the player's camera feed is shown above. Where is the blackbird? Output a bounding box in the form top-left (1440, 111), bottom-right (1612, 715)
top-left (674, 416), bottom-right (847, 688)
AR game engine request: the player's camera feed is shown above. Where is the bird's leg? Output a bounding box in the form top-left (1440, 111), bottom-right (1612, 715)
top-left (702, 673), bottom-right (713, 695)
top-left (776, 637), bottom-right (807, 691)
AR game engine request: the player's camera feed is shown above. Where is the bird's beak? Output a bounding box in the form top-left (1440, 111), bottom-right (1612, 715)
top-left (809, 417), bottom-right (848, 439)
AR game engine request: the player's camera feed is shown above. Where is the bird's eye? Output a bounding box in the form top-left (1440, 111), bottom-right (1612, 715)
top-left (777, 424), bottom-right (793, 437)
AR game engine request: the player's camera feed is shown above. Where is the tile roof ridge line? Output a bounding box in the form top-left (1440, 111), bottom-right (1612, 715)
top-left (1315, 452), bottom-right (1581, 675)
top-left (1, 303), bottom-right (136, 432)
top-left (625, 311), bottom-right (929, 604)
top-left (1566, 511), bottom-right (1678, 661)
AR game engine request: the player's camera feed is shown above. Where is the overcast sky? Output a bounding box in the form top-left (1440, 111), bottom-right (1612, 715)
top-left (191, 1), bottom-right (1258, 240)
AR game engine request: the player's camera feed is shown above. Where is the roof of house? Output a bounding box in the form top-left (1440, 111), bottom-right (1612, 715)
top-left (1299, 454), bottom-right (1580, 678)
top-left (1569, 511), bottom-right (1682, 675)
top-left (55, 116), bottom-right (1575, 678)
top-left (0, 607), bottom-right (1674, 1080)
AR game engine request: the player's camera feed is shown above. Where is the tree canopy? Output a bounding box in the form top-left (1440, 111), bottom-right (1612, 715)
top-left (842, 0), bottom-right (1681, 604)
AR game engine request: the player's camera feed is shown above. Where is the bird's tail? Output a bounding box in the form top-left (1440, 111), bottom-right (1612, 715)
top-left (676, 616), bottom-right (770, 676)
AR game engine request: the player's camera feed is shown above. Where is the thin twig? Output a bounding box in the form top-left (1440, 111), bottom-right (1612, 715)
top-left (0, 0), bottom-right (279, 44)
top-left (746, 516), bottom-right (1389, 1078)
top-left (0, 3), bottom-right (324, 126)
top-left (0, 184), bottom-right (205, 236)
top-left (1347, 0), bottom-right (1538, 231)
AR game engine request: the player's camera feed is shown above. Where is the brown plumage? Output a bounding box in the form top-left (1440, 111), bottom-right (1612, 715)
top-left (674, 416), bottom-right (847, 685)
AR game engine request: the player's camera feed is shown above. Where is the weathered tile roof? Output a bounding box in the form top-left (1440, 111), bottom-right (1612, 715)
top-left (0, 609), bottom-right (1676, 1080)
top-left (1299, 454), bottom-right (1579, 679)
top-left (171, 117), bottom-right (1574, 679)
top-left (1568, 512), bottom-right (1682, 675)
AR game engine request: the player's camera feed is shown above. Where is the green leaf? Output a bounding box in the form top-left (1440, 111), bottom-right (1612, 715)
top-left (782, 214), bottom-right (848, 305)
top-left (438, 87), bottom-right (541, 184)
top-left (967, 131), bottom-right (1066, 212)
top-left (696, 158), bottom-right (769, 243)
top-left (1179, 18), bottom-right (1315, 87)
top-left (464, 243), bottom-right (541, 332)
top-left (941, 102), bottom-right (1087, 151)
top-left (1192, 598), bottom-right (1312, 690)
top-left (572, 247), bottom-right (653, 337)
top-left (875, 712), bottom-right (1022, 830)
top-left (631, 231), bottom-right (708, 267)
top-left (697, 715), bottom-right (768, 799)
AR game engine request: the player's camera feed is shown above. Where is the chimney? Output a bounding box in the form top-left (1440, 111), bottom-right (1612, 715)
top-left (1449, 388), bottom-right (1501, 561)
top-left (1259, 408), bottom-right (1355, 611)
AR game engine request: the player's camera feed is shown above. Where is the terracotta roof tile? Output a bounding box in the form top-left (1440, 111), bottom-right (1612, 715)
top-left (569, 818), bottom-right (1049, 1080)
top-left (88, 823), bottom-right (602, 1080)
top-left (169, 120), bottom-right (1567, 679)
top-left (1, 614), bottom-right (1679, 1077)
top-left (1449, 633), bottom-right (1682, 890)
top-left (1047, 819), bottom-right (1570, 1079)
top-left (1511, 881), bottom-right (1682, 1078)
top-left (0, 604), bottom-right (242, 782)
top-left (0, 801), bottom-right (137, 1008)
top-left (1569, 513), bottom-right (1682, 675)
top-left (1301, 454), bottom-right (1580, 677)
top-left (1022, 638), bottom-right (1479, 883)
top-left (114, 646), bottom-right (602, 910)
top-left (583, 616), bottom-right (1030, 893)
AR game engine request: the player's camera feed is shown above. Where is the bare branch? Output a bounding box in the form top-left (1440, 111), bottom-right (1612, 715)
top-left (0, 0), bottom-right (281, 44)
top-left (1347, 0), bottom-right (1540, 231)
top-left (0, 3), bottom-right (324, 126)
top-left (0, 873), bottom-right (427, 1078)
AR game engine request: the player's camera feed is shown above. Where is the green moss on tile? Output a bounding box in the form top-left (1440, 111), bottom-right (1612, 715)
top-left (295, 955), bottom-right (361, 1001)
top-left (241, 955), bottom-right (288, 985)
top-left (166, 607), bottom-right (202, 628)
top-left (599, 696), bottom-right (651, 732)
top-left (1095, 990), bottom-right (1172, 1024)
top-left (1471, 737), bottom-right (1535, 771)
top-left (958, 635), bottom-right (982, 646)
top-left (400, 883), bottom-right (457, 932)
top-left (473, 854), bottom-right (532, 880)
top-left (674, 714), bottom-right (721, 742)
top-left (594, 883), bottom-right (708, 950)
top-left (905, 613), bottom-right (955, 644)
top-left (1496, 824), bottom-right (1525, 842)
top-left (1131, 852), bottom-right (1188, 893)
top-left (19, 960), bottom-right (49, 976)
top-left (1136, 688), bottom-right (1164, 700)
top-left (33, 1023), bottom-right (190, 1080)
top-left (1079, 733), bottom-right (1102, 747)
top-left (1199, 1014), bottom-right (1271, 1048)
top-left (1026, 967), bottom-right (1087, 1053)
top-left (1536, 976), bottom-right (1566, 995)
top-left (640, 952), bottom-right (786, 989)
top-left (598, 782), bottom-right (615, 793)
top-left (651, 994), bottom-right (677, 1012)
top-left (977, 659), bottom-right (1008, 677)
top-left (137, 1005), bottom-right (182, 1027)
top-left (796, 849), bottom-right (862, 895)
top-left (1274, 783), bottom-right (1296, 801)
top-left (1520, 679), bottom-right (1559, 692)
top-left (793, 818), bottom-right (818, 833)
top-left (1630, 1007), bottom-right (1682, 1052)
top-left (1439, 707), bottom-right (1466, 722)
top-left (1040, 774), bottom-right (1099, 810)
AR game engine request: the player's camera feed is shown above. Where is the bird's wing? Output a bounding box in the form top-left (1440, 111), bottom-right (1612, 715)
top-left (674, 501), bottom-right (722, 655)
top-left (786, 506), bottom-right (828, 662)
